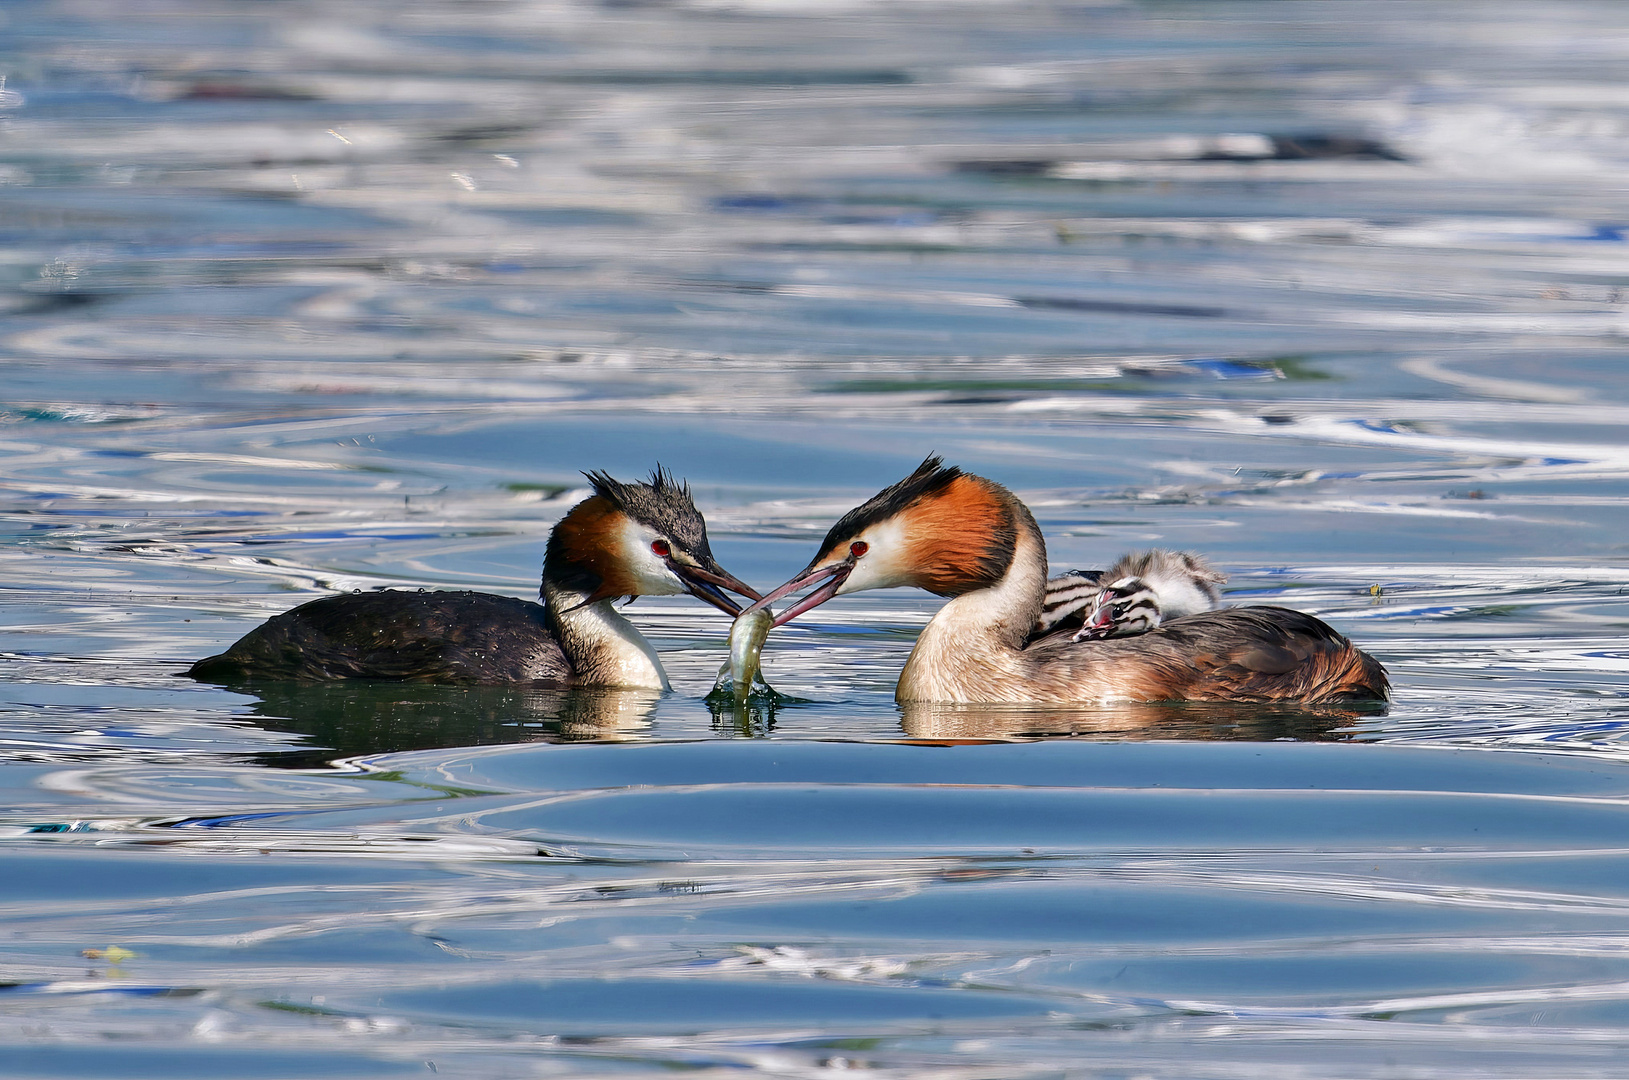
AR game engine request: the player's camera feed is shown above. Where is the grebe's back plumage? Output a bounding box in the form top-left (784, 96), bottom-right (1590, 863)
top-left (188, 589), bottom-right (566, 684)
top-left (1008, 604), bottom-right (1387, 704)
top-left (748, 457), bottom-right (1387, 705)
top-left (188, 468), bottom-right (758, 689)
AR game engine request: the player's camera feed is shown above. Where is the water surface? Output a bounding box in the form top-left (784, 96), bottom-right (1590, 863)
top-left (4, 1), bottom-right (1629, 1075)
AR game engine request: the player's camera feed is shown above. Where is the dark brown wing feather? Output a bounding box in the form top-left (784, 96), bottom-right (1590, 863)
top-left (188, 590), bottom-right (571, 685)
top-left (1026, 605), bottom-right (1388, 704)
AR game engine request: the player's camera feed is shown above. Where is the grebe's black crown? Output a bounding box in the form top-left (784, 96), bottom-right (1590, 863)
top-left (817, 455), bottom-right (963, 553)
top-left (584, 466), bottom-right (713, 558)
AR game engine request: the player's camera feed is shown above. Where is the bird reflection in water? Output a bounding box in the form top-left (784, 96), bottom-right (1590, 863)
top-left (707, 695), bottom-right (780, 738)
top-left (239, 682), bottom-right (662, 765)
top-left (897, 699), bottom-right (1384, 743)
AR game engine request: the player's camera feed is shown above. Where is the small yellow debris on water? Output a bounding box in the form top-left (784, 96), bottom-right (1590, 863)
top-left (83, 945), bottom-right (137, 963)
top-left (726, 608), bottom-right (773, 702)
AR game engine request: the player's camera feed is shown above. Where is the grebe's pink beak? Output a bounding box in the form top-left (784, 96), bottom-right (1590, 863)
top-left (742, 559), bottom-right (854, 627)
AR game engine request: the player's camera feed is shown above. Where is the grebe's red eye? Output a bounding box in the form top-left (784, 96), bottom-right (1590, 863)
top-left (849, 541), bottom-right (868, 558)
top-left (651, 539), bottom-right (671, 557)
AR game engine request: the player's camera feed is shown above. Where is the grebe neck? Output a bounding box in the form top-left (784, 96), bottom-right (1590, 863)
top-left (542, 580), bottom-right (669, 690)
top-left (898, 504), bottom-right (1047, 702)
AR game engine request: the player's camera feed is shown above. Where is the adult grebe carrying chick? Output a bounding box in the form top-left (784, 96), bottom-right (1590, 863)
top-left (190, 469), bottom-right (759, 689)
top-left (740, 457), bottom-right (1387, 705)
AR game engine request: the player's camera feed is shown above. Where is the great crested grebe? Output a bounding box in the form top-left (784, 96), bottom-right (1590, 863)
top-left (745, 457), bottom-right (1388, 704)
top-left (189, 469), bottom-right (759, 689)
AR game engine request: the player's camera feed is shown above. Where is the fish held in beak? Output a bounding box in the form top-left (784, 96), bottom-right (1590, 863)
top-left (706, 612), bottom-right (775, 706)
top-left (728, 608), bottom-right (772, 697)
top-left (712, 552), bottom-right (858, 704)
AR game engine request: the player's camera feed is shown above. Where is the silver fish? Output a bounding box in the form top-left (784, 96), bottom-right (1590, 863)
top-left (715, 607), bottom-right (772, 702)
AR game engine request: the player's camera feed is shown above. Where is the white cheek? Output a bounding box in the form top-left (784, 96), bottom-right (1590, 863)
top-left (620, 520), bottom-right (685, 596)
top-left (840, 555), bottom-right (898, 594)
top-left (835, 519), bottom-right (909, 594)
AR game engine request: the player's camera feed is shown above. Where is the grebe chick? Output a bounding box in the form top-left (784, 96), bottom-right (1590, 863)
top-left (1037, 550), bottom-right (1226, 641)
top-left (746, 457), bottom-right (1387, 705)
top-left (189, 469), bottom-right (759, 689)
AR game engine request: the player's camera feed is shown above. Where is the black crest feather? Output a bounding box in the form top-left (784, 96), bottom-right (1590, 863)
top-left (815, 455), bottom-right (963, 555)
top-left (581, 465), bottom-right (712, 558)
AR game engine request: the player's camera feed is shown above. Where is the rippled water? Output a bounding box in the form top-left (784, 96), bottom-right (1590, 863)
top-left (5, 0), bottom-right (1629, 1075)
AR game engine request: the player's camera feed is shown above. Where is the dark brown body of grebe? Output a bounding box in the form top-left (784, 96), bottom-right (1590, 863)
top-left (189, 469), bottom-right (759, 690)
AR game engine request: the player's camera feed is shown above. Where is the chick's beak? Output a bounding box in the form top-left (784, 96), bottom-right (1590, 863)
top-left (743, 559), bottom-right (853, 627)
top-left (671, 556), bottom-right (762, 617)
